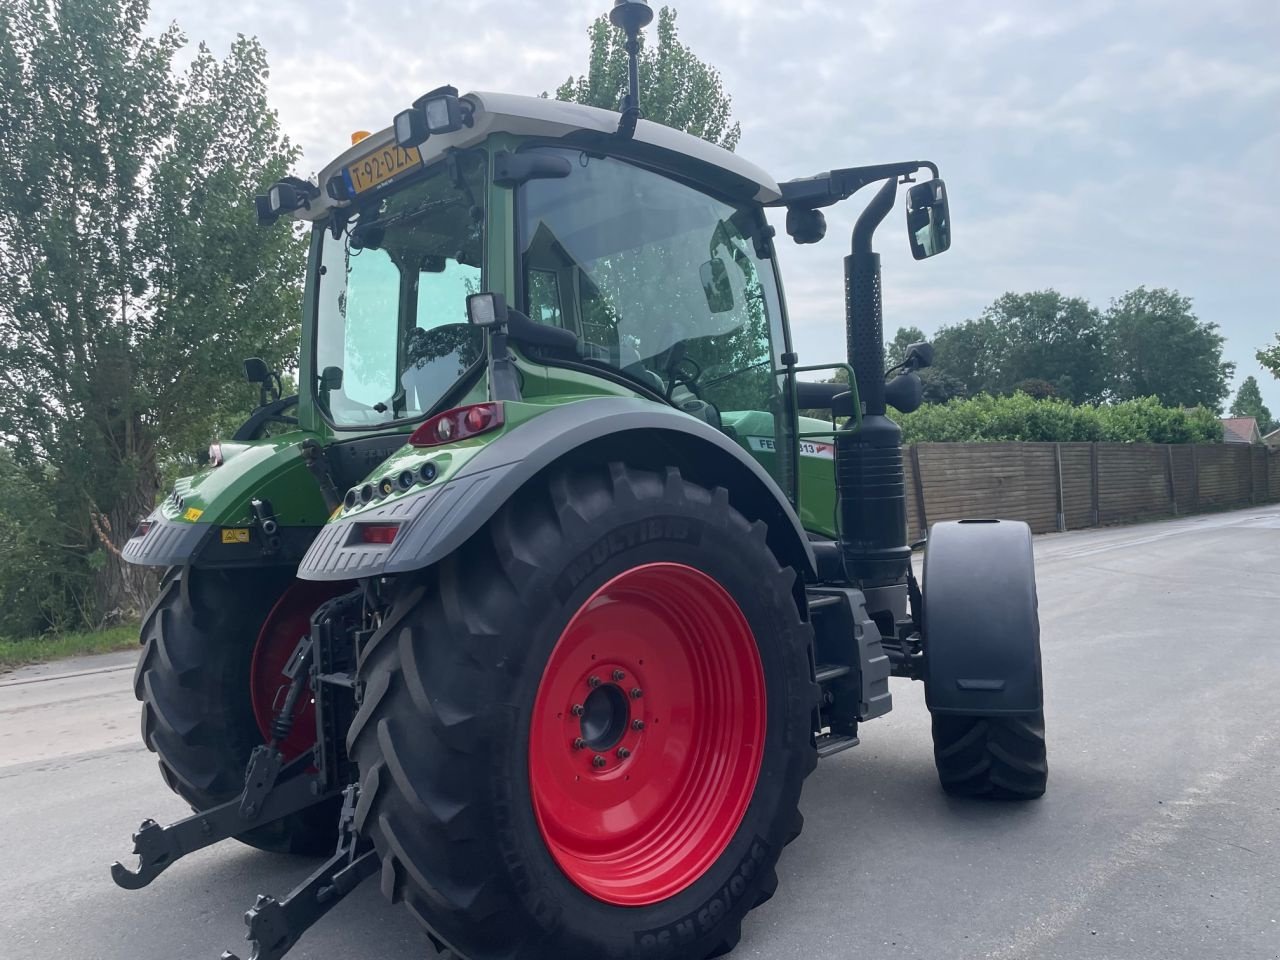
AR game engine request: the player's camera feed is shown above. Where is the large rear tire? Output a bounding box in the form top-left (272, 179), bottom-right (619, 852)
top-left (134, 566), bottom-right (343, 854)
top-left (348, 463), bottom-right (817, 960)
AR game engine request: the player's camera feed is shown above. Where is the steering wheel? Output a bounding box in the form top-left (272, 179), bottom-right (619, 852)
top-left (664, 355), bottom-right (703, 401)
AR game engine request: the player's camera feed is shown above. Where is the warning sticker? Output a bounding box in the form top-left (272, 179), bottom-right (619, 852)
top-left (747, 437), bottom-right (835, 461)
top-left (183, 506), bottom-right (204, 522)
top-left (221, 528), bottom-right (250, 544)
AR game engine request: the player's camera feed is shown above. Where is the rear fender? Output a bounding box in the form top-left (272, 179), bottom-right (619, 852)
top-left (297, 397), bottom-right (816, 583)
top-left (922, 519), bottom-right (1043, 715)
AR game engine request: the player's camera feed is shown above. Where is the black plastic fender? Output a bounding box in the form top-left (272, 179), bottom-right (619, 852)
top-left (922, 519), bottom-right (1042, 715)
top-left (297, 396), bottom-right (816, 583)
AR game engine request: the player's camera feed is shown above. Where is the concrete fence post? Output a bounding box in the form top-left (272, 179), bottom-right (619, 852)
top-left (1090, 442), bottom-right (1101, 527)
top-left (1166, 445), bottom-right (1178, 516)
top-left (909, 444), bottom-right (928, 540)
top-left (1191, 445), bottom-right (1201, 513)
top-left (1053, 443), bottom-right (1066, 532)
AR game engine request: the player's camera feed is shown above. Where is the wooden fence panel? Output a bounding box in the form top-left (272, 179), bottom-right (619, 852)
top-left (1196, 444), bottom-right (1252, 509)
top-left (1058, 443), bottom-right (1094, 529)
top-left (875, 442), bottom-right (1275, 539)
top-left (914, 442), bottom-right (1059, 533)
top-left (1251, 446), bottom-right (1268, 504)
top-left (1097, 444), bottom-right (1174, 524)
top-left (1170, 445), bottom-right (1196, 513)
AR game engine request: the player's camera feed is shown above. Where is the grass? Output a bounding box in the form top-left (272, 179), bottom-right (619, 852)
top-left (0, 622), bottom-right (139, 673)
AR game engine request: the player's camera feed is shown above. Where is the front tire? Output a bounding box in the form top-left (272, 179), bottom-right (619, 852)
top-left (931, 711), bottom-right (1047, 799)
top-left (348, 464), bottom-right (817, 960)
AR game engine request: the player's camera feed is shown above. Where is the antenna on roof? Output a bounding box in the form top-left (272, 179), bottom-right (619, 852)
top-left (609, 0), bottom-right (653, 139)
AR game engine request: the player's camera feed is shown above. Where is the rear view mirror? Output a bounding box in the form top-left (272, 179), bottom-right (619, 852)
top-left (904, 341), bottom-right (934, 370)
top-left (906, 179), bottom-right (951, 260)
top-left (244, 357), bottom-right (270, 384)
top-left (319, 366), bottom-right (344, 392)
top-left (700, 258), bottom-right (735, 314)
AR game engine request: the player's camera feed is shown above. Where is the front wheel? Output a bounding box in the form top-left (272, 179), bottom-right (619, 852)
top-left (348, 464), bottom-right (817, 960)
top-left (931, 711), bottom-right (1047, 799)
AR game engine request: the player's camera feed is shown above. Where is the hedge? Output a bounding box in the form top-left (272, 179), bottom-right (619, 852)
top-left (895, 394), bottom-right (1223, 444)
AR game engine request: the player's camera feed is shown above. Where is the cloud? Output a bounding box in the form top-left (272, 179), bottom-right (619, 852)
top-left (150, 0), bottom-right (1280, 409)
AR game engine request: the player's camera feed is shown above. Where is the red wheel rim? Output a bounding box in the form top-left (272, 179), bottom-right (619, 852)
top-left (529, 562), bottom-right (766, 906)
top-left (251, 580), bottom-right (349, 762)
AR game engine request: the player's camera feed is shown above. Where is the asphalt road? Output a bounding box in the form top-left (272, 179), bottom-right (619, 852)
top-left (3, 506), bottom-right (1279, 960)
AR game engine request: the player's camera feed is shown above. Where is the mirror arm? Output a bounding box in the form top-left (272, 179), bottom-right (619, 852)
top-left (776, 160), bottom-right (936, 210)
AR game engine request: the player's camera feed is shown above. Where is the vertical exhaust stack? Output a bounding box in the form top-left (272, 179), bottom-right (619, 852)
top-left (838, 177), bottom-right (912, 585)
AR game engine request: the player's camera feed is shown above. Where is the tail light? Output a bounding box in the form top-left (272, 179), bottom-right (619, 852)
top-left (358, 524), bottom-right (401, 545)
top-left (410, 403), bottom-right (505, 448)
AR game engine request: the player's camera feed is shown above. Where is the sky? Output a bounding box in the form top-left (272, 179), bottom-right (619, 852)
top-left (150, 0), bottom-right (1280, 415)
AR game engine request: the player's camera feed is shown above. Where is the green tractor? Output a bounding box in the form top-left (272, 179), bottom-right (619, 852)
top-left (112, 4), bottom-right (1046, 958)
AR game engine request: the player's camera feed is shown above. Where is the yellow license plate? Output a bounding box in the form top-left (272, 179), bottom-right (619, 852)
top-left (345, 144), bottom-right (423, 195)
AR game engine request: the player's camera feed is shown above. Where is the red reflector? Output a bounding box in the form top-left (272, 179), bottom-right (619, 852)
top-left (133, 521), bottom-right (153, 539)
top-left (359, 524), bottom-right (400, 545)
top-left (410, 403), bottom-right (505, 448)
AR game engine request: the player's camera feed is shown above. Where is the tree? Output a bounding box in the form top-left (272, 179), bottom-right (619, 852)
top-left (930, 314), bottom-right (1011, 398)
top-left (1103, 287), bottom-right (1233, 411)
top-left (0, 0), bottom-right (302, 623)
top-left (885, 326), bottom-right (926, 368)
top-left (554, 6), bottom-right (741, 150)
top-left (981, 291), bottom-right (1106, 402)
top-left (1230, 375), bottom-right (1274, 433)
top-left (1258, 336), bottom-right (1280, 381)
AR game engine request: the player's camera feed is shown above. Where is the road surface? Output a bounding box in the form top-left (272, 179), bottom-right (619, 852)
top-left (3, 506), bottom-right (1278, 960)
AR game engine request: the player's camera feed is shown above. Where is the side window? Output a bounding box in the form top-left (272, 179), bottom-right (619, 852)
top-left (404, 257), bottom-right (483, 412)
top-left (341, 248), bottom-right (401, 407)
top-left (415, 257), bottom-right (480, 330)
top-left (528, 270), bottom-right (563, 326)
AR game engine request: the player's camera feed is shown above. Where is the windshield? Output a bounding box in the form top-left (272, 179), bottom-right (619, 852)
top-left (315, 150), bottom-right (486, 428)
top-left (517, 148), bottom-right (788, 410)
top-left (517, 146), bottom-right (796, 495)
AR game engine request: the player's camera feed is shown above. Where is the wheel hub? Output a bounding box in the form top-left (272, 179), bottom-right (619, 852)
top-left (529, 562), bottom-right (766, 906)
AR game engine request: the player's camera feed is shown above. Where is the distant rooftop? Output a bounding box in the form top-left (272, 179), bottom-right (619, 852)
top-left (1220, 417), bottom-right (1261, 444)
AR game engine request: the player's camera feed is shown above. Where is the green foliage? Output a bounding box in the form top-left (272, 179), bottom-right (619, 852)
top-left (1258, 336), bottom-right (1280, 381)
top-left (0, 451), bottom-right (95, 636)
top-left (885, 326), bottom-right (925, 368)
top-left (1103, 287), bottom-right (1232, 411)
top-left (0, 621), bottom-right (139, 671)
top-left (928, 291), bottom-right (1105, 402)
top-left (0, 0), bottom-right (302, 622)
top-left (553, 6), bottom-right (741, 150)
top-left (898, 393), bottom-right (1224, 445)
top-left (917, 287), bottom-right (1233, 413)
top-left (1230, 375), bottom-right (1274, 433)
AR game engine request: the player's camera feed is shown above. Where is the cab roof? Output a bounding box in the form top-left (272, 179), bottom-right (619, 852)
top-left (304, 90), bottom-right (781, 220)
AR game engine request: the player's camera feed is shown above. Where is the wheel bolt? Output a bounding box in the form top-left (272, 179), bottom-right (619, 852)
top-left (587, 676), bottom-right (601, 688)
top-left (630, 687), bottom-right (643, 699)
top-left (616, 747), bottom-right (631, 760)
top-left (572, 738), bottom-right (586, 750)
top-left (571, 704), bottom-right (584, 717)
top-left (592, 755), bottom-right (606, 768)
top-left (632, 719), bottom-right (645, 731)
top-left (612, 669), bottom-right (626, 681)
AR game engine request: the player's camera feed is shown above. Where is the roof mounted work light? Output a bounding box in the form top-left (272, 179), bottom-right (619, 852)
top-left (394, 85), bottom-right (473, 149)
top-left (255, 177), bottom-right (319, 226)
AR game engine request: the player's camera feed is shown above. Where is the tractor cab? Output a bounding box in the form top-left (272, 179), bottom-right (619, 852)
top-left (267, 87), bottom-right (899, 536)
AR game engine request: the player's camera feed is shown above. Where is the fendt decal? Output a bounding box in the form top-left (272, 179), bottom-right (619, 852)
top-left (747, 436), bottom-right (835, 460)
